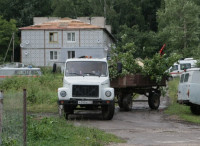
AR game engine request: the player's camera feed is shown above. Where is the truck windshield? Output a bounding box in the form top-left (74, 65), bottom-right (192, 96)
top-left (65, 61), bottom-right (107, 77)
top-left (180, 63), bottom-right (191, 70)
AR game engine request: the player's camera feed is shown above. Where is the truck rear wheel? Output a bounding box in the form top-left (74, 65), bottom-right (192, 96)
top-left (190, 104), bottom-right (200, 115)
top-left (123, 94), bottom-right (132, 111)
top-left (102, 101), bottom-right (115, 120)
top-left (148, 91), bottom-right (160, 110)
top-left (117, 93), bottom-right (124, 109)
top-left (64, 105), bottom-right (74, 120)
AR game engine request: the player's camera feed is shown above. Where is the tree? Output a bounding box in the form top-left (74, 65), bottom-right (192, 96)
top-left (157, 0), bottom-right (200, 57)
top-left (116, 25), bottom-right (161, 59)
top-left (0, 0), bottom-right (53, 27)
top-left (0, 16), bottom-right (18, 63)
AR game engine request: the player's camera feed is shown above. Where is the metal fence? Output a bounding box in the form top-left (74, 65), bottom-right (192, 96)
top-left (0, 89), bottom-right (27, 146)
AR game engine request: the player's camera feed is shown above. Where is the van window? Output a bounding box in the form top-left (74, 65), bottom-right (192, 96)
top-left (180, 74), bottom-right (184, 83)
top-left (180, 63), bottom-right (191, 70)
top-left (191, 71), bottom-right (200, 83)
top-left (184, 73), bottom-right (189, 82)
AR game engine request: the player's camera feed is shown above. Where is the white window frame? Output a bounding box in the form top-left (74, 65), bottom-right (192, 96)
top-left (49, 32), bottom-right (58, 43)
top-left (50, 51), bottom-right (58, 61)
top-left (67, 32), bottom-right (76, 42)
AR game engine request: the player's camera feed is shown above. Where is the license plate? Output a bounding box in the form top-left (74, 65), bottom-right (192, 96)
top-left (78, 100), bottom-right (93, 104)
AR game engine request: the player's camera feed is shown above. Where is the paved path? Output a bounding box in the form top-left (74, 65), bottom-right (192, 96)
top-left (70, 95), bottom-right (200, 146)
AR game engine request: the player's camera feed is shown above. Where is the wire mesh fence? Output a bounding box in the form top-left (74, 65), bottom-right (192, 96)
top-left (1, 90), bottom-right (25, 146)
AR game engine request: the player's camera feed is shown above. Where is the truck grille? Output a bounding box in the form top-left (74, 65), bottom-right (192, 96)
top-left (72, 85), bottom-right (99, 97)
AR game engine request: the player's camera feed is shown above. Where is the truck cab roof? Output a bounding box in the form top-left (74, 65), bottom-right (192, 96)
top-left (66, 58), bottom-right (107, 62)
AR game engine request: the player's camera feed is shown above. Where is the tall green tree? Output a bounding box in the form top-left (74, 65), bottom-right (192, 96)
top-left (52, 0), bottom-right (93, 18)
top-left (0, 0), bottom-right (53, 27)
top-left (0, 16), bottom-right (18, 63)
top-left (116, 25), bottom-right (161, 59)
top-left (157, 0), bottom-right (200, 57)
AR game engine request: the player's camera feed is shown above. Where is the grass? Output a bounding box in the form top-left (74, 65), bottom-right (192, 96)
top-left (165, 77), bottom-right (200, 124)
top-left (27, 116), bottom-right (125, 146)
top-left (28, 103), bottom-right (58, 113)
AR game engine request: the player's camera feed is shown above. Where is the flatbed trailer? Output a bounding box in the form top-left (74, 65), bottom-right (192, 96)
top-left (110, 74), bottom-right (166, 111)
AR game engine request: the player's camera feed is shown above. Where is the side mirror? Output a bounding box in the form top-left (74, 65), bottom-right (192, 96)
top-left (117, 62), bottom-right (122, 74)
top-left (53, 63), bottom-right (57, 73)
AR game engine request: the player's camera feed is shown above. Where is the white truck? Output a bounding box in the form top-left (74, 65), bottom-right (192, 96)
top-left (57, 57), bottom-right (115, 120)
top-left (169, 58), bottom-right (197, 78)
top-left (177, 68), bottom-right (200, 115)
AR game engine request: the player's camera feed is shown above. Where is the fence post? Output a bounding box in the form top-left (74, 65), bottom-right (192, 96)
top-left (0, 90), bottom-right (3, 145)
top-left (23, 89), bottom-right (27, 146)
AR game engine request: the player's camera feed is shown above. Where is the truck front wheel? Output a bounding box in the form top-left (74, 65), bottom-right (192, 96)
top-left (63, 105), bottom-right (74, 120)
top-left (102, 101), bottom-right (115, 120)
top-left (190, 104), bottom-right (200, 115)
top-left (148, 91), bottom-right (160, 110)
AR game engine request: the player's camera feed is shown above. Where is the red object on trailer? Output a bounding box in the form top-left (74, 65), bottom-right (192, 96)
top-left (159, 44), bottom-right (166, 56)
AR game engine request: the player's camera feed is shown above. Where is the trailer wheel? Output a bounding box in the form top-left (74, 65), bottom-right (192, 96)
top-left (64, 105), bottom-right (74, 120)
top-left (148, 91), bottom-right (160, 110)
top-left (102, 101), bottom-right (115, 120)
top-left (190, 104), bottom-right (200, 115)
top-left (123, 94), bottom-right (132, 111)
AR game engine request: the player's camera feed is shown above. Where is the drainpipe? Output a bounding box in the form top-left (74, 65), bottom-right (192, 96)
top-left (44, 30), bottom-right (46, 66)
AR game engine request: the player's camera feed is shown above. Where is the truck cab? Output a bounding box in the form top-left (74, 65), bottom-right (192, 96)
top-left (58, 57), bottom-right (115, 120)
top-left (169, 58), bottom-right (197, 78)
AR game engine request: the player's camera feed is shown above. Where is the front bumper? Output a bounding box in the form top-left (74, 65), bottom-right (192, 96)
top-left (58, 99), bottom-right (114, 106)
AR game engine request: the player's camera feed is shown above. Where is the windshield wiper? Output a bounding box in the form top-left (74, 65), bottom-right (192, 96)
top-left (82, 73), bottom-right (100, 76)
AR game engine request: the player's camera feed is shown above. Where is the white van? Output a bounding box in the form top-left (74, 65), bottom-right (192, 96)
top-left (177, 68), bottom-right (200, 115)
top-left (0, 67), bottom-right (42, 81)
top-left (169, 58), bottom-right (197, 77)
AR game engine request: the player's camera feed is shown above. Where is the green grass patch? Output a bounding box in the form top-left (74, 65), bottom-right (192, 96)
top-left (166, 78), bottom-right (200, 124)
top-left (27, 116), bottom-right (125, 146)
top-left (28, 103), bottom-right (58, 113)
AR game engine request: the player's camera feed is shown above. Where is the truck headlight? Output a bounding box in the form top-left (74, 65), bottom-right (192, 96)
top-left (105, 91), bottom-right (112, 97)
top-left (60, 91), bottom-right (67, 97)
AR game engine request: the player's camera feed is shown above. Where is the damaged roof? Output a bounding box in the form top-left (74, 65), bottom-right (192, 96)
top-left (19, 18), bottom-right (102, 30)
top-left (19, 17), bottom-right (115, 41)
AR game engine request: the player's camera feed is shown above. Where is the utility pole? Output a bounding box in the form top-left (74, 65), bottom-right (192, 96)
top-left (104, 0), bottom-right (106, 26)
top-left (13, 33), bottom-right (15, 62)
top-left (3, 34), bottom-right (13, 64)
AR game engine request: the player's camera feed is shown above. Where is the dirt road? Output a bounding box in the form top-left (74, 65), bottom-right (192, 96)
top-left (70, 95), bottom-right (200, 146)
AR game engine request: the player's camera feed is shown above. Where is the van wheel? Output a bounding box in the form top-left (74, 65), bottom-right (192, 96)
top-left (123, 94), bottom-right (132, 111)
top-left (190, 104), bottom-right (200, 115)
top-left (148, 91), bottom-right (160, 110)
top-left (102, 101), bottom-right (115, 120)
top-left (64, 105), bottom-right (74, 120)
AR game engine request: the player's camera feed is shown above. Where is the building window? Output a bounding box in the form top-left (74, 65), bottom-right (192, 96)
top-left (67, 32), bottom-right (75, 42)
top-left (49, 32), bottom-right (58, 43)
top-left (50, 51), bottom-right (58, 60)
top-left (68, 51), bottom-right (75, 59)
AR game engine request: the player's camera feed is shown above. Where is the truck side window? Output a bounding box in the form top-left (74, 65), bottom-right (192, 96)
top-left (184, 73), bottom-right (189, 82)
top-left (180, 74), bottom-right (184, 83)
top-left (170, 65), bottom-right (178, 72)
